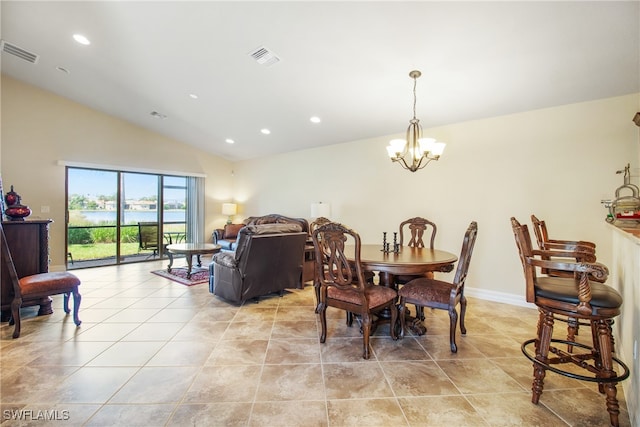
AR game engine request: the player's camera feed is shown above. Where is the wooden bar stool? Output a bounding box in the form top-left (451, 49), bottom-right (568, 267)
top-left (511, 218), bottom-right (629, 426)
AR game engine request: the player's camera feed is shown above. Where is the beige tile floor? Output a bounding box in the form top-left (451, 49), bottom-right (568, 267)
top-left (0, 259), bottom-right (631, 426)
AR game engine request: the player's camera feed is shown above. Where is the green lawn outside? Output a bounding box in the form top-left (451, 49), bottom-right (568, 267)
top-left (68, 242), bottom-right (154, 261)
top-left (67, 223), bottom-right (185, 261)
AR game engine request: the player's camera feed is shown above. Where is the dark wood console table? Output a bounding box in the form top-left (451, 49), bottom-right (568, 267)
top-left (1, 219), bottom-right (53, 321)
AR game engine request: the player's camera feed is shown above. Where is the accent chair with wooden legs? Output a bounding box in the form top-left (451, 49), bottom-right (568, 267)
top-left (1, 222), bottom-right (81, 338)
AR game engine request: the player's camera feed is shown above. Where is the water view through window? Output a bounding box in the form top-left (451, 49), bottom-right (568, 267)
top-left (66, 167), bottom-right (187, 268)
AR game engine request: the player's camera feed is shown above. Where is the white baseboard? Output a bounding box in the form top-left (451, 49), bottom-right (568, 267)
top-left (464, 286), bottom-right (536, 309)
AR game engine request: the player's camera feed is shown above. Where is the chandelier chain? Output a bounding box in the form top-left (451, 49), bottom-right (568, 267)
top-left (412, 76), bottom-right (418, 120)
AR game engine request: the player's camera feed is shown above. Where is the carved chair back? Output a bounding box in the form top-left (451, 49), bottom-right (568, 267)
top-left (531, 214), bottom-right (596, 252)
top-left (510, 217), bottom-right (537, 303)
top-left (452, 221), bottom-right (479, 288)
top-left (399, 217), bottom-right (437, 249)
top-left (312, 222), bottom-right (368, 298)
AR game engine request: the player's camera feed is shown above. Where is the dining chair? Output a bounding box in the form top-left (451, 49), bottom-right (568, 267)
top-left (312, 221), bottom-right (398, 359)
top-left (531, 214), bottom-right (601, 350)
top-left (396, 216), bottom-right (438, 320)
top-left (310, 217), bottom-right (374, 322)
top-left (1, 222), bottom-right (82, 338)
top-left (397, 221), bottom-right (478, 353)
top-left (309, 217), bottom-right (332, 313)
top-left (511, 217), bottom-right (629, 427)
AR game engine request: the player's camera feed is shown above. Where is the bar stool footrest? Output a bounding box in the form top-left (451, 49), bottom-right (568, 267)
top-left (521, 338), bottom-right (630, 383)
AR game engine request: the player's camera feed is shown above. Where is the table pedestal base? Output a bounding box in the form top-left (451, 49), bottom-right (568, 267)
top-left (408, 317), bottom-right (427, 335)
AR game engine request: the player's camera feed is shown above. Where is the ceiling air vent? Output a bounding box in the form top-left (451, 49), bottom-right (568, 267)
top-left (249, 46), bottom-right (280, 67)
top-left (0, 40), bottom-right (39, 64)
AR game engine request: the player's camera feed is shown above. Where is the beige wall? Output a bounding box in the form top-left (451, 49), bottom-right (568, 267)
top-left (1, 75), bottom-right (234, 268)
top-left (233, 93), bottom-right (640, 302)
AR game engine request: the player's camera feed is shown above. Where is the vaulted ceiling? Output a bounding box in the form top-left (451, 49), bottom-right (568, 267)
top-left (1, 1), bottom-right (638, 161)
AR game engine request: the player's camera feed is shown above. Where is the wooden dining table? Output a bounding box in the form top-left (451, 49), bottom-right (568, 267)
top-left (356, 244), bottom-right (458, 286)
top-left (347, 244), bottom-right (458, 335)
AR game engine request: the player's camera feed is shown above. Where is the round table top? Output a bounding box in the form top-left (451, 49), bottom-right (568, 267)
top-left (350, 244), bottom-right (458, 275)
top-left (165, 243), bottom-right (222, 254)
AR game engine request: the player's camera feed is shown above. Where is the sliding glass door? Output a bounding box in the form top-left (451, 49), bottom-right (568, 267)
top-left (66, 167), bottom-right (189, 269)
top-left (120, 172), bottom-right (160, 264)
top-left (67, 168), bottom-right (119, 266)
top-left (162, 176), bottom-right (187, 246)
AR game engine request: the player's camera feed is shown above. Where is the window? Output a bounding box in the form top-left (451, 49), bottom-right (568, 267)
top-left (66, 167), bottom-right (201, 268)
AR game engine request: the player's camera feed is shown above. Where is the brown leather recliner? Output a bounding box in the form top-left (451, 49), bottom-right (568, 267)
top-left (209, 223), bottom-right (308, 303)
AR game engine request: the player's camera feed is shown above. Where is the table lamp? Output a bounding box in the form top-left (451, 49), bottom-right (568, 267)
top-left (222, 203), bottom-right (237, 224)
top-left (311, 202), bottom-right (331, 219)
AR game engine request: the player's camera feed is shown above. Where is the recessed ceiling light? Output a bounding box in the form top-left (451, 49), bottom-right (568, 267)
top-left (260, 128), bottom-right (271, 135)
top-left (73, 34), bottom-right (91, 45)
top-left (310, 116), bottom-right (321, 123)
top-left (189, 93), bottom-right (198, 99)
top-left (225, 139), bottom-right (235, 144)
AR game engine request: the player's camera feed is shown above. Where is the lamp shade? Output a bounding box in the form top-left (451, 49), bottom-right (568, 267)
top-left (222, 203), bottom-right (237, 216)
top-left (311, 202), bottom-right (331, 218)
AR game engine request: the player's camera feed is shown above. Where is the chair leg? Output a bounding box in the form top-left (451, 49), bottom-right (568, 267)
top-left (566, 316), bottom-right (578, 352)
top-left (63, 292), bottom-right (71, 313)
top-left (607, 319), bottom-right (616, 353)
top-left (398, 297), bottom-right (407, 339)
top-left (319, 305), bottom-right (328, 343)
top-left (346, 312), bottom-right (354, 326)
top-left (72, 288), bottom-right (82, 327)
top-left (448, 307), bottom-right (458, 353)
top-left (532, 310), bottom-right (554, 404)
top-left (593, 319), bottom-right (622, 426)
top-left (590, 321), bottom-right (606, 394)
top-left (361, 312), bottom-right (371, 359)
top-left (314, 282), bottom-right (321, 313)
top-left (459, 295), bottom-right (467, 335)
top-left (63, 289), bottom-right (82, 327)
top-left (11, 297), bottom-right (22, 339)
top-left (390, 303), bottom-right (398, 341)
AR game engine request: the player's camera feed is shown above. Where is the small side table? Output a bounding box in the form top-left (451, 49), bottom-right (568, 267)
top-left (166, 243), bottom-right (222, 279)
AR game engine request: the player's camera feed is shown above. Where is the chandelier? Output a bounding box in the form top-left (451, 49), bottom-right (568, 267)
top-left (386, 70), bottom-right (446, 172)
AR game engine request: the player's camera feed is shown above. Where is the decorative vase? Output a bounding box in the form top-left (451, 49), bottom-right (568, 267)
top-left (5, 204), bottom-right (32, 221)
top-left (4, 185), bottom-right (19, 207)
top-left (3, 185), bottom-right (31, 221)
